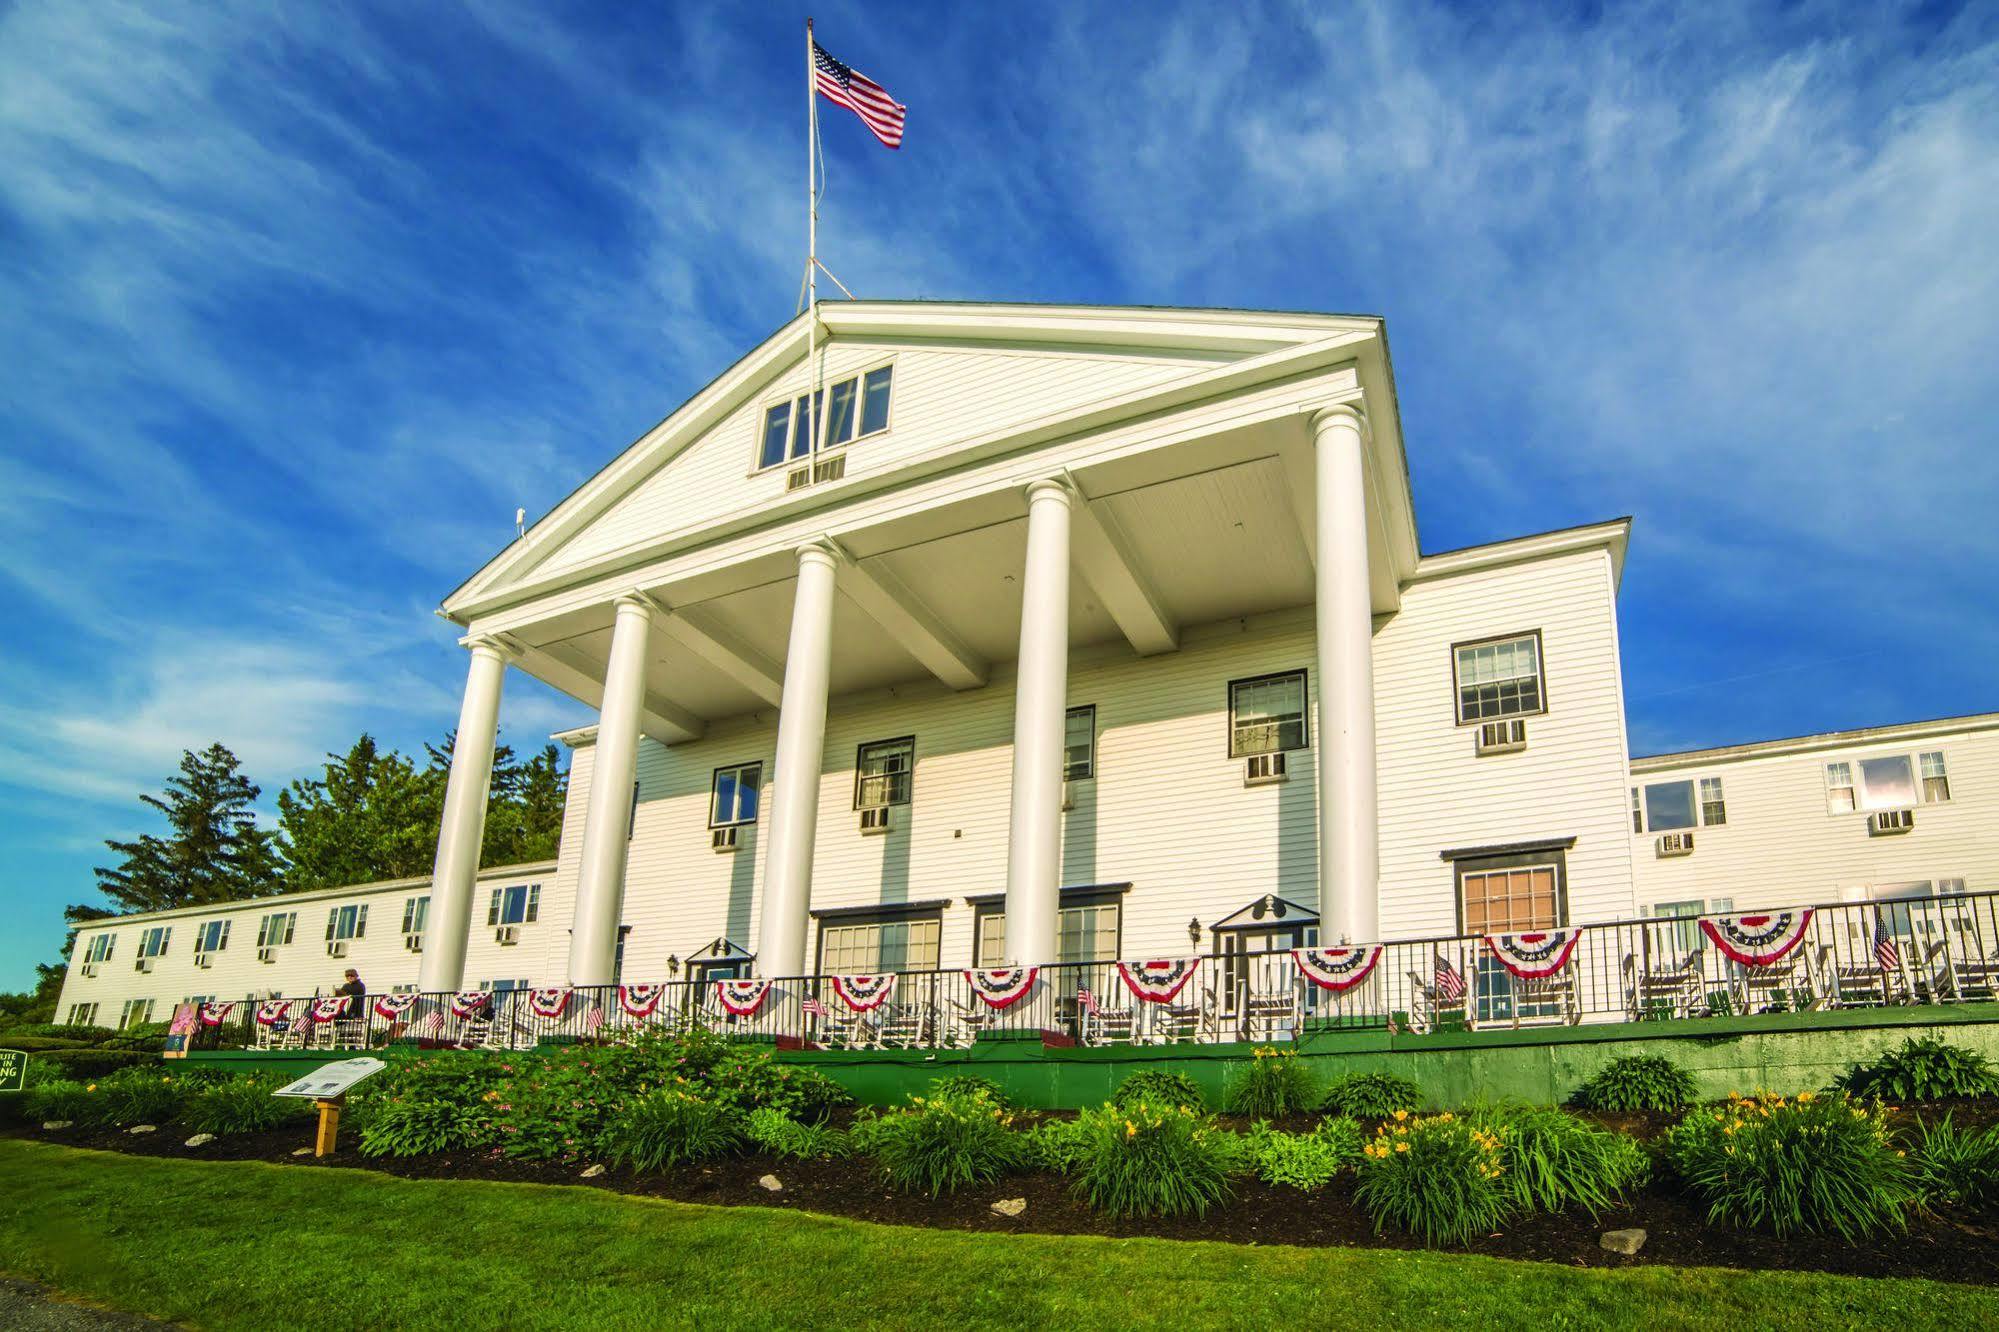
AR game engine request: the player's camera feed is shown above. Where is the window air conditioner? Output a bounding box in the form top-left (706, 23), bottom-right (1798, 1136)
top-left (1656, 832), bottom-right (1695, 858)
top-left (712, 825), bottom-right (740, 852)
top-left (495, 924), bottom-right (521, 945)
top-left (1475, 718), bottom-right (1528, 755)
top-left (1061, 781), bottom-right (1075, 812)
top-left (1244, 752), bottom-right (1287, 786)
top-left (327, 939), bottom-right (349, 959)
top-left (1869, 809), bottom-right (1915, 835)
top-left (194, 952), bottom-right (213, 970)
top-left (257, 947), bottom-right (278, 964)
top-left (80, 962), bottom-right (99, 979)
top-left (859, 805), bottom-right (891, 834)
top-left (135, 957), bottom-right (155, 974)
top-left (404, 933), bottom-right (424, 953)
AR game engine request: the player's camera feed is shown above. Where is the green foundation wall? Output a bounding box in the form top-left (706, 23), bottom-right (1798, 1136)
top-left (774, 1004), bottom-right (1999, 1109)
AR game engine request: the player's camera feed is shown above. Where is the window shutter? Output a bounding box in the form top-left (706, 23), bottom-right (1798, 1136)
top-left (355, 904), bottom-right (368, 938)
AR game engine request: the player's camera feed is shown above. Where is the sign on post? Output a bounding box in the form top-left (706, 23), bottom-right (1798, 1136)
top-left (273, 1057), bottom-right (387, 1101)
top-left (0, 1049), bottom-right (26, 1094)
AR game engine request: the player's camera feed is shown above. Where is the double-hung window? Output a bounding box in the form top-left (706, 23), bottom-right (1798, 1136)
top-left (1453, 632), bottom-right (1545, 723)
top-left (402, 896), bottom-right (430, 936)
top-left (1825, 761), bottom-right (1856, 814)
top-left (710, 761), bottom-right (763, 827)
top-left (1229, 672), bottom-right (1308, 757)
top-left (326, 904), bottom-right (368, 943)
top-left (854, 737), bottom-right (915, 809)
top-left (84, 934), bottom-right (115, 966)
top-left (1699, 777), bottom-right (1727, 826)
top-left (137, 927), bottom-right (171, 960)
top-left (488, 884), bottom-right (540, 927)
top-left (754, 364), bottom-right (894, 470)
top-left (257, 912), bottom-right (296, 949)
top-left (66, 1002), bottom-right (99, 1027)
top-left (1920, 751), bottom-right (1952, 803)
top-left (120, 998), bottom-right (155, 1029)
top-left (194, 919), bottom-right (229, 956)
top-left (1064, 706), bottom-right (1096, 780)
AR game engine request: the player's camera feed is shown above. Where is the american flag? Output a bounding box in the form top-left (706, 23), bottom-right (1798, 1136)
top-left (1873, 913), bottom-right (1901, 973)
top-left (583, 1005), bottom-right (605, 1036)
top-left (1434, 952), bottom-right (1466, 1001)
top-left (813, 40), bottom-right (906, 149)
top-left (801, 996), bottom-right (828, 1018)
top-left (1075, 985), bottom-right (1098, 1015)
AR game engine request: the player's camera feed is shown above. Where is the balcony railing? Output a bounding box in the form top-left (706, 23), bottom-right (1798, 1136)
top-left (211, 887), bottom-right (1999, 1054)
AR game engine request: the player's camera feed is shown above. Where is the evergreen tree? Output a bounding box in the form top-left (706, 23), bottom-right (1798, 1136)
top-left (93, 744), bottom-right (282, 913)
top-left (484, 743), bottom-right (568, 864)
top-left (276, 735), bottom-right (445, 889)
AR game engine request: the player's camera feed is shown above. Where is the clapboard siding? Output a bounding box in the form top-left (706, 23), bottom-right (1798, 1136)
top-left (538, 342), bottom-right (1217, 577)
top-left (1630, 723), bottom-right (1999, 913)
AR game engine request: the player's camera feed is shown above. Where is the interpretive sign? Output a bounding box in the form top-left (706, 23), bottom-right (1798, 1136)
top-left (0, 1049), bottom-right (25, 1093)
top-left (273, 1057), bottom-right (387, 1101)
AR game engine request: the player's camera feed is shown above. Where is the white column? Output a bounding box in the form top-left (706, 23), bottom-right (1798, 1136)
top-left (1003, 479), bottom-right (1073, 967)
top-left (567, 594), bottom-right (655, 985)
top-left (757, 542), bottom-right (840, 978)
top-left (419, 638), bottom-right (511, 993)
top-left (1313, 405), bottom-right (1381, 943)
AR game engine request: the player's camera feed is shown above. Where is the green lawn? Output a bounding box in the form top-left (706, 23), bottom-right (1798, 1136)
top-left (1, 1140), bottom-right (1993, 1330)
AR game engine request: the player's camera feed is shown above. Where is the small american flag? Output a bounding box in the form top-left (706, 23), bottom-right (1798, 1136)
top-left (813, 40), bottom-right (906, 149)
top-left (802, 996), bottom-right (829, 1018)
top-left (1076, 986), bottom-right (1098, 1015)
top-left (584, 1005), bottom-right (605, 1036)
top-left (1873, 913), bottom-right (1901, 973)
top-left (1434, 952), bottom-right (1466, 1001)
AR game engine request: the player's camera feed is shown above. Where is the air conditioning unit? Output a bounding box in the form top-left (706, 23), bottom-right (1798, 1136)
top-left (404, 933), bottom-right (424, 953)
top-left (135, 957), bottom-right (155, 974)
top-left (257, 947), bottom-right (278, 964)
top-left (712, 825), bottom-right (740, 852)
top-left (859, 805), bottom-right (891, 834)
top-left (327, 939), bottom-right (349, 959)
top-left (1656, 832), bottom-right (1695, 858)
top-left (1061, 780), bottom-right (1075, 812)
top-left (80, 962), bottom-right (99, 979)
top-left (194, 952), bottom-right (213, 970)
top-left (1869, 809), bottom-right (1915, 835)
top-left (1475, 718), bottom-right (1528, 755)
top-left (1244, 752), bottom-right (1287, 786)
top-left (495, 924), bottom-right (520, 945)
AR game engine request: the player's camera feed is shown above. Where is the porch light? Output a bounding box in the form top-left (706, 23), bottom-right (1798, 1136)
top-left (1188, 918), bottom-right (1202, 950)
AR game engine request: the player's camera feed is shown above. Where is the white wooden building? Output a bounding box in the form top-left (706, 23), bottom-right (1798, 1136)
top-left (53, 304), bottom-right (1997, 1022)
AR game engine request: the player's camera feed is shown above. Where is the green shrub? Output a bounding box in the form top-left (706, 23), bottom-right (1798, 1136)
top-left (1223, 1048), bottom-right (1317, 1118)
top-left (1320, 1071), bottom-right (1422, 1118)
top-left (1909, 1114), bottom-right (1999, 1209)
top-left (1110, 1069), bottom-right (1206, 1112)
top-left (1473, 1105), bottom-right (1648, 1216)
top-left (29, 1050), bottom-right (153, 1081)
top-left (1573, 1055), bottom-right (1699, 1113)
top-left (92, 1069), bottom-right (189, 1126)
top-left (707, 1048), bottom-right (854, 1123)
top-left (1665, 1092), bottom-right (1919, 1241)
top-left (1070, 1101), bottom-right (1233, 1217)
top-left (1022, 1116), bottom-right (1092, 1174)
top-left (1244, 1116), bottom-right (1364, 1190)
top-left (22, 1080), bottom-right (93, 1124)
top-left (870, 1091), bottom-right (1024, 1197)
top-left (1834, 1038), bottom-right (1999, 1103)
top-left (357, 1097), bottom-right (492, 1158)
top-left (182, 1078), bottom-right (302, 1137)
top-left (604, 1090), bottom-right (745, 1171)
top-left (1354, 1112), bottom-right (1513, 1246)
top-left (745, 1106), bottom-right (847, 1160)
top-left (929, 1074), bottom-right (1009, 1107)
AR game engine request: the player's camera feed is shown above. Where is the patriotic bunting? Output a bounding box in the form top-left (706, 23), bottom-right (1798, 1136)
top-left (830, 973), bottom-right (897, 1011)
top-left (309, 997), bottom-right (349, 1023)
top-left (963, 967), bottom-right (1038, 1010)
top-left (372, 992), bottom-right (419, 1020)
top-left (1483, 929), bottom-right (1581, 980)
top-left (1700, 910), bottom-right (1814, 968)
top-left (1292, 946), bottom-right (1383, 993)
top-left (450, 991), bottom-right (491, 1018)
top-left (527, 987), bottom-right (570, 1019)
top-left (618, 983), bottom-right (667, 1018)
top-left (715, 979), bottom-right (775, 1017)
top-left (254, 999), bottom-right (297, 1026)
top-left (197, 1001), bottom-right (237, 1027)
top-left (1116, 959), bottom-right (1201, 1004)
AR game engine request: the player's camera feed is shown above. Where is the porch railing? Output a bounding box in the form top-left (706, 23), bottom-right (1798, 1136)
top-left (215, 886), bottom-right (1999, 1054)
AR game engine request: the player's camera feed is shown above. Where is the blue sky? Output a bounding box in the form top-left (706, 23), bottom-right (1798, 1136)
top-left (3, 1), bottom-right (1996, 989)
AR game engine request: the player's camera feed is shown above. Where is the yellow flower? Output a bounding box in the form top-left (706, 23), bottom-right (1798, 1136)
top-left (85, 1084), bottom-right (96, 1092)
top-left (1392, 1109), bottom-right (1409, 1122)
top-left (1125, 1121), bottom-right (1136, 1138)
top-left (1797, 1091), bottom-right (1815, 1103)
top-left (1395, 1141), bottom-right (1409, 1153)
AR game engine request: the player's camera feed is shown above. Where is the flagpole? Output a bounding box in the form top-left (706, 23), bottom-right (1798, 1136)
top-left (805, 18), bottom-right (824, 467)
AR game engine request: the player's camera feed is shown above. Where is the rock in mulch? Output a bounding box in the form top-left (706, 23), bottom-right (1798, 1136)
top-left (184, 1134), bottom-right (217, 1148)
top-left (292, 1147), bottom-right (313, 1157)
top-left (39, 1121), bottom-right (72, 1131)
top-left (990, 1198), bottom-right (1027, 1218)
top-left (756, 1174), bottom-right (784, 1192)
top-left (1600, 1228), bottom-right (1647, 1255)
top-left (127, 1125), bottom-right (157, 1135)
top-left (580, 1164), bottom-right (606, 1179)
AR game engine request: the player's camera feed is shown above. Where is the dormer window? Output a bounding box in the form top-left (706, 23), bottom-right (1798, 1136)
top-left (755, 364), bottom-right (893, 470)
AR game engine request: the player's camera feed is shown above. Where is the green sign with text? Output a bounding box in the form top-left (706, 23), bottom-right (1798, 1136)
top-left (0, 1050), bottom-right (25, 1094)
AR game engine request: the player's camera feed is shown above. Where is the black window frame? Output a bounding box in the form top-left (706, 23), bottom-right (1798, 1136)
top-left (707, 759), bottom-right (765, 829)
top-left (1441, 840), bottom-right (1574, 936)
top-left (1450, 629), bottom-right (1549, 726)
top-left (811, 902), bottom-right (946, 975)
top-left (1226, 669), bottom-right (1311, 758)
top-left (853, 735), bottom-right (916, 810)
top-left (971, 885), bottom-right (1126, 967)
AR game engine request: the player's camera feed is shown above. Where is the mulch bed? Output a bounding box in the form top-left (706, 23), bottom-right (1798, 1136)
top-left (16, 1104), bottom-right (1999, 1286)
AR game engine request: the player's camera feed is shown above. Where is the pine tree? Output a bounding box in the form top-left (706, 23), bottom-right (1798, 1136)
top-left (94, 744), bottom-right (283, 913)
top-left (276, 735), bottom-right (445, 890)
top-left (484, 743), bottom-right (568, 864)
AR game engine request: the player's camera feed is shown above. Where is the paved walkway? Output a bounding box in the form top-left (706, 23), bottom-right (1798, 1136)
top-left (0, 1278), bottom-right (176, 1330)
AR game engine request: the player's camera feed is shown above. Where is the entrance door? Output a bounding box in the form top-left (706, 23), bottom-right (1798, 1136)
top-left (1217, 924), bottom-right (1318, 1032)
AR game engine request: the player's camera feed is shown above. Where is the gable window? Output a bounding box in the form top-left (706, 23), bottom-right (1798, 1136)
top-left (137, 927), bottom-right (171, 960)
top-left (1858, 755), bottom-right (1917, 811)
top-left (754, 364), bottom-right (893, 471)
top-left (194, 920), bottom-right (230, 956)
top-left (1920, 751), bottom-right (1951, 803)
top-left (1064, 706), bottom-right (1096, 780)
top-left (326, 904), bottom-right (368, 943)
top-left (710, 761), bottom-right (763, 827)
top-left (488, 884), bottom-right (540, 926)
top-left (1698, 777), bottom-right (1727, 826)
top-left (816, 909), bottom-right (942, 974)
top-left (1825, 761), bottom-right (1856, 814)
top-left (1229, 671), bottom-right (1308, 757)
top-left (66, 1002), bottom-right (99, 1027)
top-left (257, 912), bottom-right (297, 949)
top-left (855, 737), bottom-right (915, 809)
top-left (120, 998), bottom-right (155, 1029)
top-left (85, 934), bottom-right (115, 965)
top-left (402, 897), bottom-right (430, 936)
top-left (1453, 632), bottom-right (1545, 724)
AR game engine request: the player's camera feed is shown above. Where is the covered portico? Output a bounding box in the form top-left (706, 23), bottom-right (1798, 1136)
top-left (424, 304), bottom-right (1419, 991)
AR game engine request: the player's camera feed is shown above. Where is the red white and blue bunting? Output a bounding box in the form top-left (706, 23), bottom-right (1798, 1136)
top-left (450, 991), bottom-right (491, 1018)
top-left (1117, 959), bottom-right (1201, 1004)
top-left (963, 967), bottom-right (1039, 1010)
top-left (830, 973), bottom-right (897, 1012)
top-left (618, 983), bottom-right (667, 1018)
top-left (527, 987), bottom-right (570, 1019)
top-left (254, 999), bottom-right (296, 1026)
top-left (309, 997), bottom-right (349, 1023)
top-left (1701, 910), bottom-right (1814, 968)
top-left (372, 993), bottom-right (419, 1020)
top-left (197, 1001), bottom-right (237, 1027)
top-left (1483, 930), bottom-right (1580, 980)
top-left (1292, 946), bottom-right (1382, 993)
top-left (715, 979), bottom-right (774, 1017)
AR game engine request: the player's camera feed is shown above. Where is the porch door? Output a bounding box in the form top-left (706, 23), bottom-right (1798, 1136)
top-left (1218, 924), bottom-right (1318, 1027)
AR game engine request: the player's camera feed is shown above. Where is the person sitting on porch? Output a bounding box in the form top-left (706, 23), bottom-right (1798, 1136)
top-left (335, 968), bottom-right (367, 1019)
